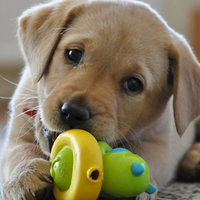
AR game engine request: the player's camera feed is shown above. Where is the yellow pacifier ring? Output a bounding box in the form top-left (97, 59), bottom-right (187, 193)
top-left (50, 129), bottom-right (103, 200)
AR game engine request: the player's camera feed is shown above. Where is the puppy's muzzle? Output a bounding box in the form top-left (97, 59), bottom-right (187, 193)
top-left (61, 101), bottom-right (91, 129)
top-left (40, 101), bottom-right (92, 152)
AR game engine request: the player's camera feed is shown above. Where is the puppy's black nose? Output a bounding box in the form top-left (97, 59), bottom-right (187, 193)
top-left (61, 101), bottom-right (91, 128)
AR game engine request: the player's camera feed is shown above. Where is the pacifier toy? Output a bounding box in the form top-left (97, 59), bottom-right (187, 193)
top-left (50, 129), bottom-right (156, 200)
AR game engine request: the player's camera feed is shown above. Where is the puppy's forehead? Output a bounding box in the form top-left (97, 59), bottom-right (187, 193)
top-left (59, 1), bottom-right (170, 74)
top-left (64, 2), bottom-right (168, 49)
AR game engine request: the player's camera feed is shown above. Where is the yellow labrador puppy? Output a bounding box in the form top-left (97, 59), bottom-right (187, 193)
top-left (1, 0), bottom-right (200, 199)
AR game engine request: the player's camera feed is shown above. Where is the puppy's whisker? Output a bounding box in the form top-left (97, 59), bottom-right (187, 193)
top-left (118, 138), bottom-right (126, 148)
top-left (0, 75), bottom-right (36, 94)
top-left (101, 134), bottom-right (112, 146)
top-left (0, 96), bottom-right (14, 100)
top-left (1, 104), bottom-right (39, 137)
top-left (113, 133), bottom-right (123, 148)
top-left (14, 103), bottom-right (42, 143)
top-left (121, 122), bottom-right (142, 142)
top-left (5, 95), bottom-right (39, 115)
top-left (5, 109), bottom-right (12, 118)
top-left (16, 95), bottom-right (38, 99)
top-left (15, 101), bottom-right (39, 109)
top-left (118, 115), bottom-right (143, 132)
top-left (13, 106), bottom-right (40, 120)
top-left (13, 93), bottom-right (37, 96)
top-left (44, 81), bottom-right (62, 101)
top-left (0, 120), bottom-right (10, 136)
top-left (119, 131), bottom-right (133, 151)
top-left (16, 96), bottom-right (38, 105)
top-left (115, 130), bottom-right (126, 148)
top-left (15, 113), bottom-right (40, 143)
top-left (0, 93), bottom-right (37, 99)
top-left (117, 122), bottom-right (141, 151)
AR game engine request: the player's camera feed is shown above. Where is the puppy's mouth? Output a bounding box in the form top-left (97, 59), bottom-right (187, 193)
top-left (40, 126), bottom-right (61, 152)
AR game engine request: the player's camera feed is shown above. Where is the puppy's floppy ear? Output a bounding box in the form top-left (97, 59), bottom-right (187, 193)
top-left (18, 1), bottom-right (84, 83)
top-left (169, 33), bottom-right (200, 136)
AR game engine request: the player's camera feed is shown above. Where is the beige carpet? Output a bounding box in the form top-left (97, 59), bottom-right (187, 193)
top-left (156, 182), bottom-right (200, 199)
top-left (0, 182), bottom-right (200, 200)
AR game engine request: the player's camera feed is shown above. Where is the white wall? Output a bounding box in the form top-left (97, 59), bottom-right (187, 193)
top-left (0, 0), bottom-right (45, 67)
top-left (1, 0), bottom-right (200, 68)
top-left (140, 0), bottom-right (200, 43)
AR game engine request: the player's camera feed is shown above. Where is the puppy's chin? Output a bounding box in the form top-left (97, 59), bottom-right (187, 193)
top-left (34, 115), bottom-right (60, 156)
top-left (35, 114), bottom-right (120, 155)
top-left (40, 126), bottom-right (61, 156)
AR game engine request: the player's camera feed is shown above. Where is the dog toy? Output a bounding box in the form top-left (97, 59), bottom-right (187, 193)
top-left (50, 129), bottom-right (156, 200)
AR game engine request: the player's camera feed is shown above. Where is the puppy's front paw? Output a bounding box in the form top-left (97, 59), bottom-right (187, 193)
top-left (178, 143), bottom-right (200, 181)
top-left (2, 158), bottom-right (55, 200)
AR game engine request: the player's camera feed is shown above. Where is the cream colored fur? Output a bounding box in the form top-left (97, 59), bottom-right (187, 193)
top-left (1, 0), bottom-right (200, 200)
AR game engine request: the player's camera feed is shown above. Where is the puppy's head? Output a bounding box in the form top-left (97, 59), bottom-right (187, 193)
top-left (18, 0), bottom-right (200, 155)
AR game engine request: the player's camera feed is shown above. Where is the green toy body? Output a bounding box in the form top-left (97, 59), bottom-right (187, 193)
top-left (51, 140), bottom-right (156, 199)
top-left (98, 141), bottom-right (156, 198)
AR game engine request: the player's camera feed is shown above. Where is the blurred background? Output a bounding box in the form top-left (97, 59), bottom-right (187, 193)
top-left (0, 0), bottom-right (200, 130)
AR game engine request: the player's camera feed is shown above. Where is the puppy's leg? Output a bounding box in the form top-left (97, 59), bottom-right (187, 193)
top-left (177, 120), bottom-right (200, 181)
top-left (178, 142), bottom-right (200, 181)
top-left (1, 143), bottom-right (55, 200)
top-left (0, 67), bottom-right (56, 199)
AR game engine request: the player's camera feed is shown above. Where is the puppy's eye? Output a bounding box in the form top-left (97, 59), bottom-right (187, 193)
top-left (65, 49), bottom-right (83, 64)
top-left (124, 77), bottom-right (143, 93)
